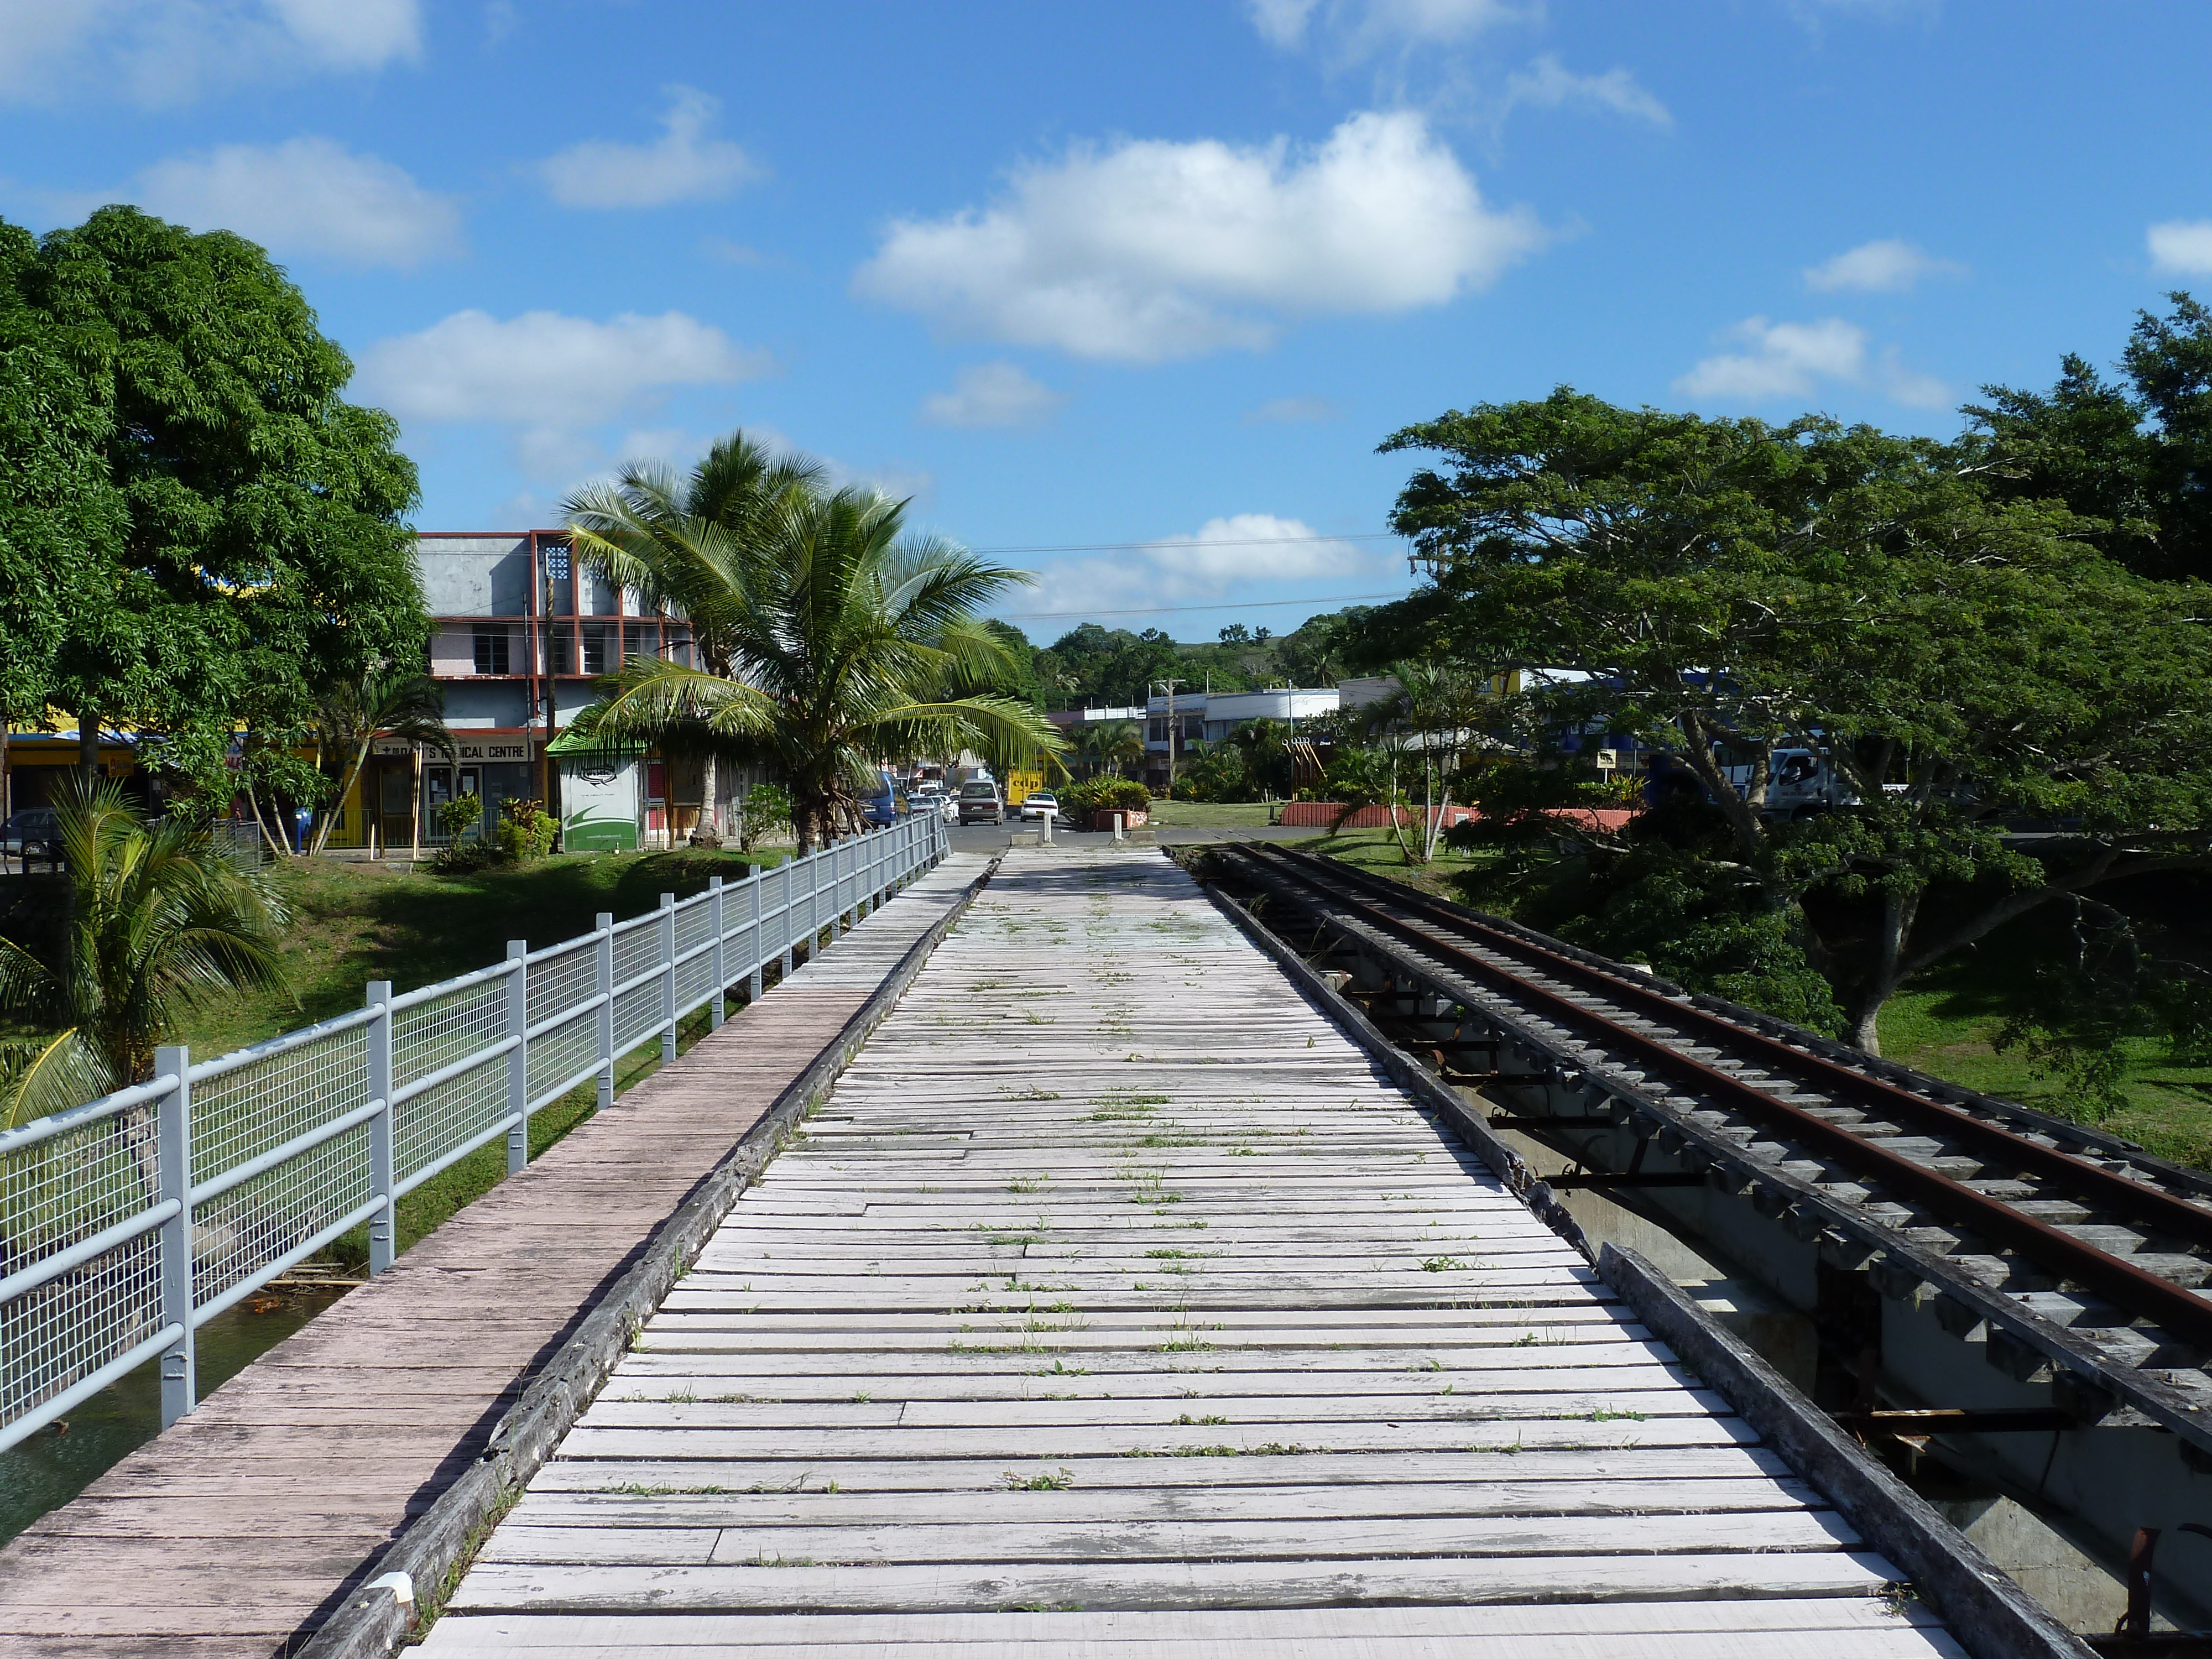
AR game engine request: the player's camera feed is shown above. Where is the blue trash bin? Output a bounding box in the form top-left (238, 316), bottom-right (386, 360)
top-left (293, 806), bottom-right (314, 853)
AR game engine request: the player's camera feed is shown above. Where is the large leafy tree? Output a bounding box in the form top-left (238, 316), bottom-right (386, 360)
top-left (1966, 291), bottom-right (2212, 583)
top-left (1367, 389), bottom-right (2212, 1052)
top-left (571, 479), bottom-right (1066, 853)
top-left (2, 206), bottom-right (427, 781)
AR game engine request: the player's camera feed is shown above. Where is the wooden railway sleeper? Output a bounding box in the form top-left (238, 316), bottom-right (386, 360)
top-left (1211, 844), bottom-right (2212, 1463)
top-left (1243, 844), bottom-right (2212, 1355)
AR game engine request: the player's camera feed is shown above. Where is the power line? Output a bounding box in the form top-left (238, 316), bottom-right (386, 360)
top-left (971, 531), bottom-right (1404, 555)
top-left (996, 589), bottom-right (1410, 621)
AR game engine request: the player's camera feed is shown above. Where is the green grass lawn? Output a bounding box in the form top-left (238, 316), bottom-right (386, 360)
top-left (166, 844), bottom-right (786, 1060)
top-left (1300, 831), bottom-right (2212, 1171)
top-left (0, 845), bottom-right (793, 1265)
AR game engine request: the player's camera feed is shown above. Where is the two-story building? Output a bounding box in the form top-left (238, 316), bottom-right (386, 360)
top-left (328, 531), bottom-right (740, 854)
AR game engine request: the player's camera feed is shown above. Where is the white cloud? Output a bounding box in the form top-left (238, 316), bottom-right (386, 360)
top-left (134, 137), bottom-right (460, 269)
top-left (1803, 238), bottom-right (1965, 292)
top-left (1245, 395), bottom-right (1339, 423)
top-left (1675, 315), bottom-right (1948, 408)
top-left (357, 310), bottom-right (769, 479)
top-left (2148, 220), bottom-right (2212, 276)
top-left (0, 0), bottom-right (418, 106)
top-left (1677, 316), bottom-right (1867, 402)
top-left (1249, 0), bottom-right (1530, 54)
top-left (1503, 56), bottom-right (1671, 127)
top-left (264, 0), bottom-right (418, 68)
top-left (1877, 349), bottom-right (1952, 408)
top-left (854, 110), bottom-right (1541, 363)
top-left (919, 362), bottom-right (1067, 430)
top-left (1024, 513), bottom-right (1385, 619)
top-left (536, 86), bottom-right (761, 209)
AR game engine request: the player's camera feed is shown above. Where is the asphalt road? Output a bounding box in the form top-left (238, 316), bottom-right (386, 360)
top-left (937, 820), bottom-right (1318, 855)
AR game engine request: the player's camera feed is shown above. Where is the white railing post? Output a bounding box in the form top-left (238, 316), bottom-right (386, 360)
top-left (154, 1046), bottom-right (196, 1428)
top-left (709, 877), bottom-right (727, 1030)
top-left (750, 868), bottom-right (766, 1002)
top-left (595, 912), bottom-right (615, 1112)
top-left (505, 941), bottom-right (529, 1175)
top-left (659, 891), bottom-right (677, 1066)
top-left (779, 858), bottom-right (794, 982)
top-left (366, 984), bottom-right (395, 1275)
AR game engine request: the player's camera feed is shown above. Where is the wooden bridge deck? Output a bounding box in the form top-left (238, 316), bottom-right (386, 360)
top-left (422, 849), bottom-right (1964, 1658)
top-left (0, 852), bottom-right (986, 1659)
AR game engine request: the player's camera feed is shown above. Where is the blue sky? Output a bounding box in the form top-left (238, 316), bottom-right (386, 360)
top-left (6, 1), bottom-right (2211, 643)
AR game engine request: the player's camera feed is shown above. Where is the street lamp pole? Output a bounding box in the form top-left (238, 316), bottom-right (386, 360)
top-left (1152, 677), bottom-right (1186, 794)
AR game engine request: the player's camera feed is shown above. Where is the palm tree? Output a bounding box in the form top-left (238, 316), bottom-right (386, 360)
top-left (565, 432), bottom-right (826, 843)
top-left (0, 780), bottom-right (289, 1126)
top-left (569, 483), bottom-right (1066, 854)
top-left (308, 667), bottom-right (458, 857)
top-left (1075, 719), bottom-right (1146, 780)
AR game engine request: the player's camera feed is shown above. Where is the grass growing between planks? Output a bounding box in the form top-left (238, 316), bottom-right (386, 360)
top-left (1296, 831), bottom-right (2212, 1170)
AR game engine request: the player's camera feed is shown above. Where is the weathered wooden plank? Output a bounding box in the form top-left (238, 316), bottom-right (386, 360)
top-left (415, 1597), bottom-right (1957, 1654)
top-left (474, 1506), bottom-right (1861, 1567)
top-left (0, 854), bottom-right (990, 1655)
top-left (445, 1549), bottom-right (1910, 1614)
top-left (414, 848), bottom-right (1961, 1658)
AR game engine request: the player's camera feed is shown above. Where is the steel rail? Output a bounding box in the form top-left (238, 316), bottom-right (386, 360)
top-left (1234, 844), bottom-right (2212, 1352)
top-left (1259, 844), bottom-right (2212, 1253)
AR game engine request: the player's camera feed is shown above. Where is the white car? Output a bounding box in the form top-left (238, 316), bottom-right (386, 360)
top-left (1018, 791), bottom-right (1063, 823)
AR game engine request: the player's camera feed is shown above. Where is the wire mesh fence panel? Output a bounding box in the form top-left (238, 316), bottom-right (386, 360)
top-left (527, 940), bottom-right (597, 1020)
top-left (674, 941), bottom-right (718, 1013)
top-left (0, 1105), bottom-right (164, 1434)
top-left (393, 980), bottom-right (507, 1097)
top-left (611, 917), bottom-right (660, 992)
top-left (526, 1008), bottom-right (598, 1104)
top-left (612, 979), bottom-right (662, 1055)
top-left (190, 1029), bottom-right (369, 1192)
top-left (0, 1227), bottom-right (163, 1433)
top-left (674, 900), bottom-right (712, 959)
top-left (192, 1117), bottom-right (371, 1311)
top-left (394, 1057), bottom-right (507, 1188)
top-left (189, 1029), bottom-right (373, 1309)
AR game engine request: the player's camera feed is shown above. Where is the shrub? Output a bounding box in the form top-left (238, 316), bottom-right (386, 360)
top-left (739, 782), bottom-right (794, 852)
top-left (494, 797), bottom-right (557, 862)
top-left (1061, 777), bottom-right (1151, 820)
top-left (434, 791), bottom-right (483, 841)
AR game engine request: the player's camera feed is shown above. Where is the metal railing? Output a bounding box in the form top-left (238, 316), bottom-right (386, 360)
top-left (0, 813), bottom-right (946, 1453)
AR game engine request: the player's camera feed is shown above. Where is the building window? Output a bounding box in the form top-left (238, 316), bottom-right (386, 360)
top-left (473, 627), bottom-right (510, 676)
top-left (582, 625), bottom-right (610, 676)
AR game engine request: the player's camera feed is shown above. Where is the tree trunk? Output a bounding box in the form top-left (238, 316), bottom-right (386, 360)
top-left (245, 776), bottom-right (288, 859)
top-left (1848, 886), bottom-right (1919, 1056)
top-left (794, 797), bottom-right (817, 858)
top-left (692, 752), bottom-right (721, 846)
top-left (310, 736), bottom-right (374, 857)
top-left (77, 708), bottom-right (101, 790)
top-left (1385, 754), bottom-right (1417, 866)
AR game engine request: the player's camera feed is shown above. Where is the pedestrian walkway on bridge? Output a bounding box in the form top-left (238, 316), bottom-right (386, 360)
top-left (422, 849), bottom-right (1964, 1658)
top-left (0, 852), bottom-right (986, 1658)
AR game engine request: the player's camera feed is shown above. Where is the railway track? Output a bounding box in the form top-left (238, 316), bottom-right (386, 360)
top-left (1208, 842), bottom-right (2212, 1479)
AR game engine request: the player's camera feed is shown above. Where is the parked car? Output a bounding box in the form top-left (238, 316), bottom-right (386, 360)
top-left (1, 807), bottom-right (62, 869)
top-left (860, 775), bottom-right (907, 828)
top-left (1017, 790), bottom-right (1060, 823)
top-left (957, 780), bottom-right (1005, 825)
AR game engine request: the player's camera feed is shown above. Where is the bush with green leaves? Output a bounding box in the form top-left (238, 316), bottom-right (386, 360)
top-left (494, 796), bottom-right (557, 863)
top-left (739, 782), bottom-right (794, 852)
top-left (1061, 777), bottom-right (1151, 820)
top-left (435, 791), bottom-right (483, 841)
top-left (1170, 742), bottom-right (1257, 802)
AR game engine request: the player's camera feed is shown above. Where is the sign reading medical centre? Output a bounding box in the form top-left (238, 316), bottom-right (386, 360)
top-left (373, 738), bottom-right (531, 761)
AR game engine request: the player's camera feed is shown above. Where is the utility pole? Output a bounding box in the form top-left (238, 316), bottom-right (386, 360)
top-left (1152, 677), bottom-right (1186, 792)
